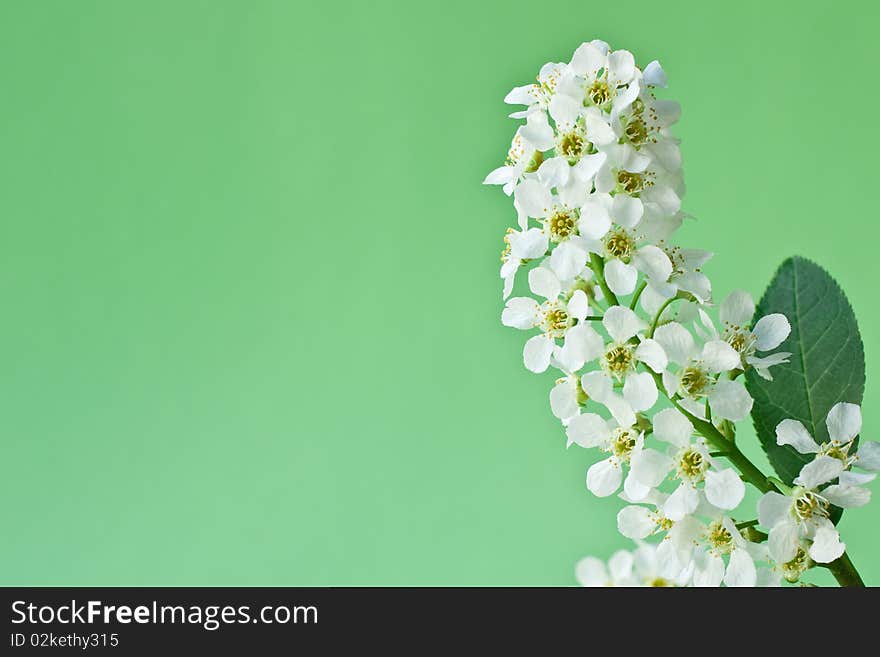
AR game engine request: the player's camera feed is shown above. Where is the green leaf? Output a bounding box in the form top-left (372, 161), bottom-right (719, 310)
top-left (746, 257), bottom-right (865, 485)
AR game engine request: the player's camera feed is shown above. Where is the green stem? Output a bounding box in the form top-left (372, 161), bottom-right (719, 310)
top-left (629, 281), bottom-right (647, 310)
top-left (588, 253), bottom-right (620, 307)
top-left (647, 296), bottom-right (678, 338)
top-left (825, 552), bottom-right (865, 587)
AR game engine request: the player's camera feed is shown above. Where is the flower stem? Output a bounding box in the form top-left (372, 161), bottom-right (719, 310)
top-left (629, 281), bottom-right (647, 310)
top-left (588, 253), bottom-right (620, 307)
top-left (825, 552), bottom-right (865, 587)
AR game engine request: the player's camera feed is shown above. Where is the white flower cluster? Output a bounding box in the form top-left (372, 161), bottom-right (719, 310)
top-left (486, 40), bottom-right (877, 586)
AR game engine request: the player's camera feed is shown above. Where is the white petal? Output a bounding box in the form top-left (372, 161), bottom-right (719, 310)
top-left (724, 549), bottom-right (757, 587)
top-left (632, 245), bottom-right (672, 282)
top-left (567, 290), bottom-right (589, 321)
top-left (586, 458), bottom-right (622, 497)
top-left (653, 322), bottom-right (696, 365)
top-left (581, 371), bottom-right (612, 401)
top-left (654, 99), bottom-right (681, 125)
top-left (752, 314), bottom-right (791, 351)
top-left (602, 305), bottom-right (647, 343)
top-left (504, 84), bottom-right (538, 105)
top-left (608, 49), bottom-right (635, 83)
top-left (635, 338), bottom-right (667, 373)
top-left (520, 110), bottom-right (555, 151)
top-left (809, 527), bottom-right (845, 564)
top-left (550, 380), bottom-right (579, 421)
top-left (652, 407), bottom-right (693, 447)
top-left (642, 60), bottom-right (667, 87)
top-left (701, 340), bottom-right (741, 373)
top-left (523, 334), bottom-right (553, 373)
top-left (501, 297), bottom-right (539, 329)
top-left (623, 470), bottom-right (651, 502)
top-left (768, 522), bottom-right (800, 563)
top-left (607, 550), bottom-right (635, 583)
top-left (578, 195), bottom-right (612, 240)
top-left (719, 290), bottom-right (755, 327)
top-left (528, 267), bottom-right (560, 301)
top-left (508, 227), bottom-right (548, 259)
top-left (536, 156), bottom-right (570, 189)
top-left (571, 152), bottom-right (607, 183)
top-left (793, 455), bottom-right (845, 489)
top-left (569, 42), bottom-right (605, 76)
top-left (692, 551), bottom-right (724, 588)
top-left (584, 111), bottom-right (615, 146)
top-left (565, 412), bottom-right (611, 448)
top-left (617, 505), bottom-right (655, 539)
top-left (549, 240), bottom-right (587, 281)
top-left (708, 380), bottom-right (753, 422)
top-left (603, 394), bottom-right (637, 428)
top-left (604, 259), bottom-right (638, 296)
top-left (623, 371), bottom-right (658, 412)
top-left (757, 492), bottom-right (791, 528)
top-left (574, 557), bottom-right (608, 587)
top-left (611, 194), bottom-right (643, 229)
top-left (839, 470), bottom-right (876, 486)
top-left (557, 322), bottom-right (604, 371)
top-left (825, 402), bottom-right (862, 444)
top-left (549, 92), bottom-right (582, 126)
top-left (662, 482), bottom-right (699, 521)
top-left (704, 468), bottom-right (745, 510)
top-left (775, 419), bottom-right (820, 454)
top-left (856, 441), bottom-right (880, 471)
top-left (821, 484), bottom-right (871, 508)
top-left (630, 448), bottom-right (673, 488)
top-left (513, 179), bottom-right (551, 218)
top-left (483, 165), bottom-right (513, 186)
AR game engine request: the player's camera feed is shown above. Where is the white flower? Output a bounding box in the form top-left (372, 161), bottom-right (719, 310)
top-left (639, 246), bottom-right (713, 315)
top-left (653, 321), bottom-right (753, 421)
top-left (667, 514), bottom-right (758, 587)
top-left (565, 414), bottom-right (645, 498)
top-left (776, 402), bottom-right (879, 488)
top-left (499, 227), bottom-right (549, 299)
top-left (574, 192), bottom-right (674, 296)
top-left (501, 266), bottom-right (596, 373)
top-left (575, 549), bottom-right (636, 586)
top-left (702, 290), bottom-right (792, 380)
top-left (756, 439), bottom-right (864, 565)
top-left (483, 115), bottom-right (551, 196)
top-left (575, 305), bottom-right (667, 416)
top-left (628, 407), bottom-right (744, 516)
top-left (504, 61), bottom-right (569, 115)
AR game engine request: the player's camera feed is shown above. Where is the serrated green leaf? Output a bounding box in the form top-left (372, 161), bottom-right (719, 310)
top-left (745, 256), bottom-right (865, 485)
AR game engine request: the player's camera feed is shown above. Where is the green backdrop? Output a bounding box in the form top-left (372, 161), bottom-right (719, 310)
top-left (1, 1), bottom-right (878, 586)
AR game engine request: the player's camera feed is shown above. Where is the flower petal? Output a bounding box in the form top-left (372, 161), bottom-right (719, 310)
top-left (768, 522), bottom-right (799, 563)
top-left (652, 407), bottom-right (693, 447)
top-left (757, 492), bottom-right (791, 528)
top-left (708, 379), bottom-right (753, 422)
top-left (586, 458), bottom-right (622, 497)
top-left (809, 527), bottom-right (845, 564)
top-left (565, 412), bottom-right (611, 448)
top-left (653, 322), bottom-right (696, 365)
top-left (630, 448), bottom-right (673, 488)
top-left (704, 468), bottom-right (745, 510)
top-left (602, 305), bottom-right (647, 343)
top-left (775, 419), bottom-right (820, 454)
top-left (723, 549), bottom-right (757, 588)
top-left (701, 340), bottom-right (741, 373)
top-left (617, 505), bottom-right (655, 539)
top-left (523, 334), bottom-right (553, 373)
top-left (635, 338), bottom-right (667, 373)
top-left (719, 290), bottom-right (755, 327)
top-left (604, 259), bottom-right (638, 296)
top-left (623, 371), bottom-right (658, 412)
top-left (752, 313), bottom-right (791, 351)
top-left (793, 455), bottom-right (845, 489)
top-left (825, 402), bottom-right (862, 444)
top-left (501, 297), bottom-right (539, 329)
top-left (513, 178), bottom-right (552, 219)
top-left (821, 484), bottom-right (871, 508)
top-left (528, 267), bottom-right (560, 300)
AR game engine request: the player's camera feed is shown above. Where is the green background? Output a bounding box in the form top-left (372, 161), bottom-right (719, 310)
top-left (1, 1), bottom-right (877, 586)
